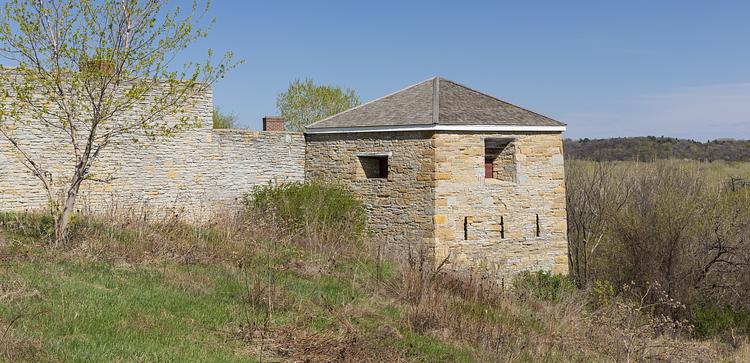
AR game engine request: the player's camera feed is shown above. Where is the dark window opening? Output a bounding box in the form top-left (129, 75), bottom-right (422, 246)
top-left (535, 214), bottom-right (540, 237)
top-left (358, 156), bottom-right (389, 179)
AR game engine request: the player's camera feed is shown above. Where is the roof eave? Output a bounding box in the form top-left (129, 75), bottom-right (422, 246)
top-left (305, 124), bottom-right (567, 134)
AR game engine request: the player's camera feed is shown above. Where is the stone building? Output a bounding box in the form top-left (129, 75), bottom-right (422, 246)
top-left (1, 73), bottom-right (568, 278)
top-left (305, 77), bottom-right (568, 278)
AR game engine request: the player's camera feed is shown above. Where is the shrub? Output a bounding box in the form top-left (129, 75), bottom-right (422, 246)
top-left (567, 160), bottom-right (750, 330)
top-left (589, 279), bottom-right (616, 308)
top-left (0, 212), bottom-right (54, 240)
top-left (512, 270), bottom-right (576, 301)
top-left (692, 305), bottom-right (750, 338)
top-left (244, 182), bottom-right (367, 255)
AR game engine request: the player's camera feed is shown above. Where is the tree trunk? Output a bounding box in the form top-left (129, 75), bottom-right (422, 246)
top-left (53, 172), bottom-right (84, 246)
top-left (54, 191), bottom-right (78, 246)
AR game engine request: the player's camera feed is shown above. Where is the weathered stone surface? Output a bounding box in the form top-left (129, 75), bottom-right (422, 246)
top-left (432, 132), bottom-right (568, 279)
top-left (0, 84), bottom-right (305, 220)
top-left (305, 130), bottom-right (568, 280)
top-left (305, 132), bottom-right (436, 256)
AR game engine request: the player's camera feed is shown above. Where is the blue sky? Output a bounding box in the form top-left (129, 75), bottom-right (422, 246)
top-left (4, 1), bottom-right (748, 140)
top-left (182, 0), bottom-right (748, 140)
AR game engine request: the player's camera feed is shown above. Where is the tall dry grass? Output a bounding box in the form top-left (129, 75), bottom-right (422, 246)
top-left (3, 174), bottom-right (750, 361)
top-left (383, 244), bottom-right (750, 362)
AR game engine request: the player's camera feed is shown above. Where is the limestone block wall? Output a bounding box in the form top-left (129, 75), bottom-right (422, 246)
top-left (304, 130), bottom-right (568, 279)
top-left (0, 84), bottom-right (305, 219)
top-left (432, 132), bottom-right (568, 280)
top-left (305, 132), bottom-right (435, 255)
top-left (490, 141), bottom-right (516, 182)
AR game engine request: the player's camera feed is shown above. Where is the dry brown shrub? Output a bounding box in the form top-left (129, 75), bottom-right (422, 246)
top-left (383, 246), bottom-right (745, 362)
top-left (567, 160), bottom-right (750, 319)
top-left (56, 206), bottom-right (256, 267)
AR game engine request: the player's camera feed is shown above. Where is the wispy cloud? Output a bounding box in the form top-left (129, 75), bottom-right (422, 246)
top-left (563, 83), bottom-right (750, 140)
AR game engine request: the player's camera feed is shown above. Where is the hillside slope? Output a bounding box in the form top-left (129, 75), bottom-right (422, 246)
top-left (564, 137), bottom-right (750, 162)
top-left (2, 211), bottom-right (748, 362)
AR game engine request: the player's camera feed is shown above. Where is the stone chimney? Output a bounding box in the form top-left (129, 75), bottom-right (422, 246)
top-left (262, 116), bottom-right (285, 131)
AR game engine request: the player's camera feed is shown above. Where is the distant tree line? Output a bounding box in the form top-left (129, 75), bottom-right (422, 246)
top-left (565, 136), bottom-right (750, 162)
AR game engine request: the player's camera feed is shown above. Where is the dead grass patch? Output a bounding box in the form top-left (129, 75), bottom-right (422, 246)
top-left (728, 340), bottom-right (750, 362)
top-left (0, 318), bottom-right (47, 362)
top-left (235, 324), bottom-right (405, 363)
top-left (384, 248), bottom-right (744, 362)
top-left (0, 272), bottom-right (40, 303)
top-left (0, 235), bottom-right (45, 263)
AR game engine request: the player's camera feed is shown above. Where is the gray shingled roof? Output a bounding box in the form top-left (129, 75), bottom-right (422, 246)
top-left (306, 77), bottom-right (565, 129)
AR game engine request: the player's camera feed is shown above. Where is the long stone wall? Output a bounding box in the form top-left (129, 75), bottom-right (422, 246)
top-left (0, 83), bottom-right (305, 219)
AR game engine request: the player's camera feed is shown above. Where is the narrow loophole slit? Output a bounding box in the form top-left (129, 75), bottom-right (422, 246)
top-left (463, 216), bottom-right (468, 240)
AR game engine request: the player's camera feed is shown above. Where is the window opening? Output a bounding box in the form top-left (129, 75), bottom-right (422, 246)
top-left (358, 155), bottom-right (389, 179)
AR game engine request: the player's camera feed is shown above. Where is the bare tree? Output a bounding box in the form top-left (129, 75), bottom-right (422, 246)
top-left (692, 189), bottom-right (750, 306)
top-left (0, 0), bottom-right (241, 244)
top-left (565, 160), bottom-right (631, 286)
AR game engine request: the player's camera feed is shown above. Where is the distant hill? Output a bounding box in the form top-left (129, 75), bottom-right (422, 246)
top-left (564, 136), bottom-right (750, 162)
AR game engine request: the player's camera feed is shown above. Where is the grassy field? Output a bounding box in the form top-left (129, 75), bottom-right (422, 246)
top-left (1, 168), bottom-right (750, 362)
top-left (0, 213), bottom-right (478, 362)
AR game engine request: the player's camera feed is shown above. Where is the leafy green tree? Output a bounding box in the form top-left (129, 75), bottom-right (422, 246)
top-left (212, 107), bottom-right (238, 129)
top-left (276, 78), bottom-right (359, 131)
top-left (0, 0), bottom-right (241, 245)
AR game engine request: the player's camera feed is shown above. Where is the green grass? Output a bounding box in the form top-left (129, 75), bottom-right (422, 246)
top-left (399, 332), bottom-right (475, 362)
top-left (5, 163), bottom-right (747, 363)
top-left (0, 218), bottom-right (478, 362)
top-left (0, 260), bottom-right (253, 362)
top-left (0, 257), bottom-right (472, 362)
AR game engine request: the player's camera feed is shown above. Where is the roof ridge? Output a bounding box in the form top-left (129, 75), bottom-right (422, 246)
top-left (306, 77), bottom-right (436, 129)
top-left (438, 78), bottom-right (565, 126)
top-left (432, 76), bottom-right (439, 124)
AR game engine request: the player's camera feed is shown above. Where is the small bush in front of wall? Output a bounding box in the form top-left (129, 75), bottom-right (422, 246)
top-left (244, 182), bottom-right (367, 254)
top-left (0, 212), bottom-right (55, 240)
top-left (512, 270), bottom-right (577, 301)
